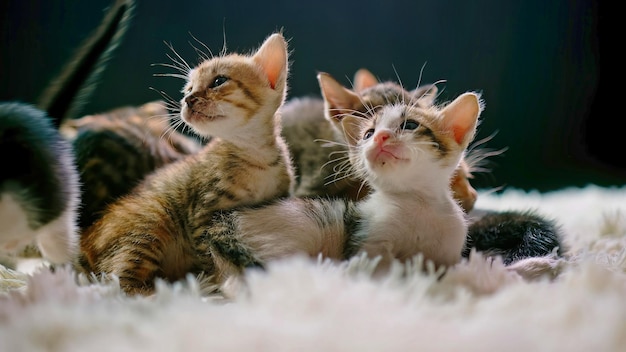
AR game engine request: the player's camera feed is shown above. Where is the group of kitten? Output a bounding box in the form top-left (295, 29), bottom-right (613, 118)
top-left (0, 0), bottom-right (565, 296)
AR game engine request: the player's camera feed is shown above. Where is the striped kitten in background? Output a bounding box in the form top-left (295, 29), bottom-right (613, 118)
top-left (77, 32), bottom-right (295, 296)
top-left (60, 100), bottom-right (202, 230)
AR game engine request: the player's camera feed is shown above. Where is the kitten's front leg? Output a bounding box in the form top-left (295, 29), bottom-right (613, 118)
top-left (80, 216), bottom-right (177, 296)
top-left (190, 216), bottom-right (264, 289)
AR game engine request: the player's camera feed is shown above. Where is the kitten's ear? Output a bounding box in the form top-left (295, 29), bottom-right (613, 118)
top-left (412, 83), bottom-right (438, 107)
top-left (317, 72), bottom-right (361, 123)
top-left (253, 33), bottom-right (288, 90)
top-left (340, 115), bottom-right (363, 147)
top-left (353, 68), bottom-right (378, 92)
top-left (441, 92), bottom-right (482, 145)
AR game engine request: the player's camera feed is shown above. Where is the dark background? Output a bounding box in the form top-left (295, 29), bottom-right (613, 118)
top-left (1, 0), bottom-right (621, 192)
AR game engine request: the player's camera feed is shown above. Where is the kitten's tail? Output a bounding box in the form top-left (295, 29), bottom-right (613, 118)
top-left (37, 0), bottom-right (136, 128)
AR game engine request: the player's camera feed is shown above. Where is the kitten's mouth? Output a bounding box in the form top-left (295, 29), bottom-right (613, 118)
top-left (372, 149), bottom-right (408, 166)
top-left (376, 144), bottom-right (407, 160)
top-left (185, 109), bottom-right (225, 122)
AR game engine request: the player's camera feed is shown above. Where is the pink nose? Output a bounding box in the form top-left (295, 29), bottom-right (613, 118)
top-left (374, 130), bottom-right (391, 145)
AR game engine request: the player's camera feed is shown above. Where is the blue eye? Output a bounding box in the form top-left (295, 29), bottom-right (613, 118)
top-left (363, 129), bottom-right (375, 140)
top-left (210, 75), bottom-right (228, 88)
top-left (401, 120), bottom-right (419, 130)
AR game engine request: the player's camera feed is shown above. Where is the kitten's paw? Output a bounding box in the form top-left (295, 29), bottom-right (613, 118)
top-left (506, 256), bottom-right (566, 281)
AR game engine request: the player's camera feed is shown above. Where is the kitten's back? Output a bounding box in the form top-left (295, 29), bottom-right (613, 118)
top-left (0, 0), bottom-right (135, 264)
top-left (0, 103), bottom-right (79, 262)
top-left (62, 100), bottom-right (202, 229)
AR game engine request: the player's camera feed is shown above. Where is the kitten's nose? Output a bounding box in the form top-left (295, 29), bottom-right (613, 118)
top-left (185, 94), bottom-right (199, 108)
top-left (374, 130), bottom-right (391, 145)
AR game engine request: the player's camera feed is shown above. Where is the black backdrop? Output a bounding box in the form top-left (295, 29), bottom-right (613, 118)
top-left (1, 0), bottom-right (621, 192)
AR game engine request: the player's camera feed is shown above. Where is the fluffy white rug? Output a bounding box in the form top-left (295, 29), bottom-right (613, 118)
top-left (1, 184), bottom-right (625, 352)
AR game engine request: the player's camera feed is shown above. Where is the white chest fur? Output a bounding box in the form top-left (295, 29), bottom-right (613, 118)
top-left (357, 191), bottom-right (467, 270)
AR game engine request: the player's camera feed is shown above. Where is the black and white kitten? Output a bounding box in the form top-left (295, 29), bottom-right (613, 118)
top-left (0, 0), bottom-right (135, 264)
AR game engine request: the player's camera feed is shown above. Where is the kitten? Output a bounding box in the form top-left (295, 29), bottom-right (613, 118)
top-left (77, 32), bottom-right (295, 296)
top-left (207, 88), bottom-right (482, 282)
top-left (340, 90), bottom-right (481, 272)
top-left (281, 68), bottom-right (479, 213)
top-left (60, 100), bottom-right (202, 230)
top-left (0, 0), bottom-right (135, 264)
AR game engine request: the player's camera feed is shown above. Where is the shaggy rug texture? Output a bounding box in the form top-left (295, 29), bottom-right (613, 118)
top-left (1, 184), bottom-right (625, 352)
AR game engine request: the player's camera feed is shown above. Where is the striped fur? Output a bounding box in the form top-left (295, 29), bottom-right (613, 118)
top-left (77, 33), bottom-right (295, 296)
top-left (61, 100), bottom-right (202, 230)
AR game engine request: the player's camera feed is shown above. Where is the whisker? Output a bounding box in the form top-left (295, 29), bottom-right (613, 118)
top-left (148, 87), bottom-right (180, 107)
top-left (150, 62), bottom-right (188, 75)
top-left (416, 61), bottom-right (427, 91)
top-left (313, 138), bottom-right (350, 149)
top-left (188, 31), bottom-right (214, 58)
top-left (220, 22), bottom-right (228, 57)
top-left (324, 168), bottom-right (358, 186)
top-left (163, 41), bottom-right (191, 72)
top-left (355, 179), bottom-right (369, 199)
top-left (153, 73), bottom-right (188, 80)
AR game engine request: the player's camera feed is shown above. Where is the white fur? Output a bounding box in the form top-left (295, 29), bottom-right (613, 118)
top-left (0, 192), bottom-right (78, 265)
top-left (355, 96), bottom-right (477, 271)
top-left (0, 194), bottom-right (37, 253)
top-left (1, 185), bottom-right (626, 351)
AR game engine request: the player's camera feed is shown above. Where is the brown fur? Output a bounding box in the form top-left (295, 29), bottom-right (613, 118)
top-left (77, 33), bottom-right (294, 296)
top-left (61, 100), bottom-right (202, 230)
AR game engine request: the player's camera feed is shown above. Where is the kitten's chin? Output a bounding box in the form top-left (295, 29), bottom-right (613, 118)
top-left (367, 150), bottom-right (408, 169)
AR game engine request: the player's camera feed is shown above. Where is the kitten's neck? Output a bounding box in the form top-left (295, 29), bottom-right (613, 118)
top-left (369, 160), bottom-right (460, 203)
top-left (372, 182), bottom-right (456, 209)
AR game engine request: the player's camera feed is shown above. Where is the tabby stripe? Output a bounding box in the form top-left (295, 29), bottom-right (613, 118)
top-left (343, 199), bottom-right (364, 259)
top-left (420, 126), bottom-right (448, 156)
top-left (232, 79), bottom-right (262, 107)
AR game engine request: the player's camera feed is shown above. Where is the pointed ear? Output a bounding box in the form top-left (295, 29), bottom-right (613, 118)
top-left (317, 72), bottom-right (362, 123)
top-left (353, 68), bottom-right (378, 92)
top-left (412, 83), bottom-right (438, 107)
top-left (441, 92), bottom-right (482, 145)
top-left (253, 33), bottom-right (288, 90)
top-left (340, 115), bottom-right (363, 147)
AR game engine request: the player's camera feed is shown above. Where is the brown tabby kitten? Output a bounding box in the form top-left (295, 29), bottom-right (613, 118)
top-left (206, 89), bottom-right (482, 280)
top-left (60, 100), bottom-right (202, 230)
top-left (281, 68), bottom-right (479, 212)
top-left (77, 33), bottom-right (294, 296)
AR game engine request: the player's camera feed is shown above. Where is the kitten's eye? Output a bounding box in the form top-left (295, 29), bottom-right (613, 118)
top-left (401, 120), bottom-right (420, 130)
top-left (210, 75), bottom-right (228, 88)
top-left (363, 129), bottom-right (375, 140)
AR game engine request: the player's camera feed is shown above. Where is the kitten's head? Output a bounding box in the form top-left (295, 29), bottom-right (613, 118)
top-left (340, 92), bottom-right (482, 194)
top-left (318, 69), bottom-right (438, 136)
top-left (180, 33), bottom-right (289, 141)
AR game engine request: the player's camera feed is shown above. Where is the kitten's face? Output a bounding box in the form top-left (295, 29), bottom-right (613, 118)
top-left (180, 34), bottom-right (288, 140)
top-left (343, 93), bottom-right (481, 193)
